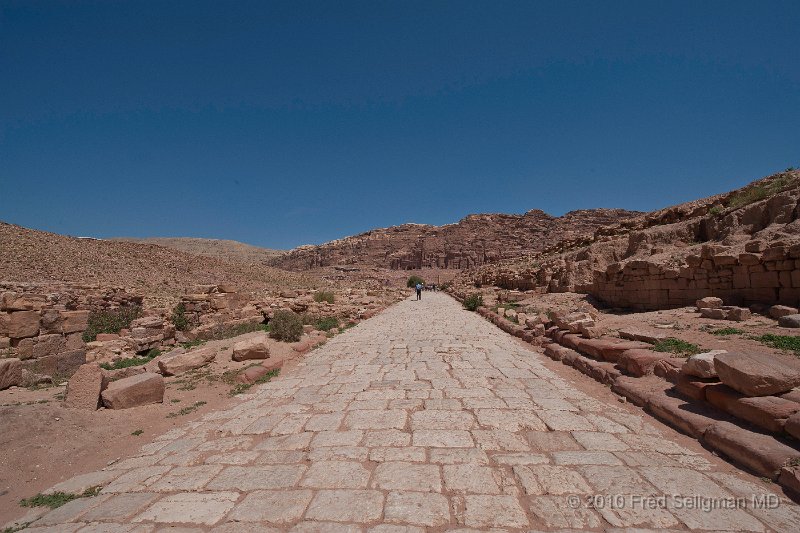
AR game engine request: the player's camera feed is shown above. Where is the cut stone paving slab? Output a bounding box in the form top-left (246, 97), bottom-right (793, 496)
top-left (132, 491), bottom-right (238, 525)
top-left (226, 489), bottom-right (313, 523)
top-left (304, 489), bottom-right (384, 522)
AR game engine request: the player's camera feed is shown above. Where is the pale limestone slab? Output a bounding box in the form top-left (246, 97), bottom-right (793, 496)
top-left (227, 490), bottom-right (313, 523)
top-left (132, 491), bottom-right (238, 525)
top-left (384, 491), bottom-right (451, 527)
top-left (207, 464), bottom-right (306, 490)
top-left (304, 489), bottom-right (384, 522)
top-left (300, 461), bottom-right (371, 489)
top-left (371, 462), bottom-right (442, 492)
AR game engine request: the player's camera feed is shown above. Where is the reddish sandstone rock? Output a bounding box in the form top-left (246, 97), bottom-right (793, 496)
top-left (706, 384), bottom-right (800, 433)
top-left (653, 357), bottom-right (684, 383)
top-left (577, 338), bottom-right (650, 363)
top-left (101, 373), bottom-right (164, 409)
top-left (232, 335), bottom-right (269, 361)
top-left (646, 394), bottom-right (718, 439)
top-left (60, 310), bottom-right (89, 334)
top-left (237, 365), bottom-right (270, 384)
top-left (5, 310), bottom-right (40, 339)
top-left (675, 374), bottom-right (718, 402)
top-left (617, 349), bottom-right (664, 377)
top-left (64, 363), bottom-right (107, 410)
top-left (714, 351), bottom-right (800, 396)
top-left (618, 328), bottom-right (667, 344)
top-left (682, 351), bottom-right (723, 378)
top-left (696, 296), bottom-right (723, 310)
top-left (769, 305), bottom-right (799, 319)
top-left (779, 466), bottom-right (800, 495)
top-left (158, 346), bottom-right (216, 376)
top-left (261, 357), bottom-right (284, 372)
top-left (611, 376), bottom-right (655, 407)
top-left (0, 358), bottom-right (22, 390)
top-left (702, 421), bottom-right (800, 479)
top-left (786, 411), bottom-right (800, 440)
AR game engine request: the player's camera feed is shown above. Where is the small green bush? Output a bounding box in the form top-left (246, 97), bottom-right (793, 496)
top-left (407, 275), bottom-right (425, 288)
top-left (708, 206), bottom-right (723, 216)
top-left (315, 316), bottom-right (340, 331)
top-left (171, 303), bottom-right (190, 331)
top-left (652, 338), bottom-right (702, 356)
top-left (712, 327), bottom-right (744, 336)
top-left (463, 293), bottom-right (484, 311)
top-left (313, 290), bottom-right (335, 304)
top-left (270, 310), bottom-right (304, 342)
top-left (82, 305), bottom-right (142, 342)
top-left (20, 486), bottom-right (102, 509)
top-left (753, 334), bottom-right (800, 354)
top-left (99, 349), bottom-right (159, 371)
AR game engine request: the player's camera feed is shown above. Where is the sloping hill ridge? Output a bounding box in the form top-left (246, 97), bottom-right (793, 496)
top-left (0, 223), bottom-right (312, 298)
top-left (272, 208), bottom-right (642, 271)
top-left (111, 237), bottom-right (283, 264)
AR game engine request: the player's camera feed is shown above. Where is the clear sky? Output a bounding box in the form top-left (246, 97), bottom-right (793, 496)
top-left (1, 1), bottom-right (798, 249)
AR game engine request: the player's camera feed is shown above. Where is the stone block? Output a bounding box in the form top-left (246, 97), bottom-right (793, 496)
top-left (5, 311), bottom-right (40, 339)
top-left (617, 349), bottom-right (664, 377)
top-left (715, 351), bottom-right (800, 396)
top-left (706, 384), bottom-right (800, 433)
top-left (702, 421), bottom-right (800, 479)
top-left (696, 296), bottom-right (723, 310)
top-left (64, 363), bottom-right (108, 410)
top-left (0, 358), bottom-right (22, 390)
top-left (675, 374), bottom-right (718, 402)
top-left (158, 346), bottom-right (216, 376)
top-left (60, 310), bottom-right (89, 334)
top-left (232, 334), bottom-right (269, 361)
top-left (101, 372), bottom-right (165, 409)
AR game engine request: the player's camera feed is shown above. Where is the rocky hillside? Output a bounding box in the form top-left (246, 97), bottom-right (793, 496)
top-left (111, 237), bottom-right (283, 264)
top-left (0, 223), bottom-right (313, 298)
top-left (272, 208), bottom-right (641, 271)
top-left (459, 169), bottom-right (800, 309)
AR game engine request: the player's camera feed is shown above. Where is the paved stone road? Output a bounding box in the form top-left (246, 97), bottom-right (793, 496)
top-left (20, 293), bottom-right (800, 532)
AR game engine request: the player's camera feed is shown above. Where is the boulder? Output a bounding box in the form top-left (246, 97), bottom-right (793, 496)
top-left (617, 349), bottom-right (664, 377)
top-left (714, 351), bottom-right (800, 396)
top-left (696, 297), bottom-right (723, 310)
top-left (64, 363), bottom-right (107, 410)
top-left (5, 311), bottom-right (40, 339)
top-left (700, 307), bottom-right (727, 320)
top-left (725, 307), bottom-right (751, 322)
top-left (682, 350), bottom-right (725, 378)
top-left (101, 373), bottom-right (165, 409)
top-left (702, 421), bottom-right (800, 479)
top-left (769, 305), bottom-right (799, 319)
top-left (60, 311), bottom-right (90, 334)
top-left (237, 365), bottom-right (270, 384)
top-left (232, 335), bottom-right (270, 361)
top-left (705, 384), bottom-right (800, 433)
top-left (778, 314), bottom-right (800, 328)
top-left (0, 358), bottom-right (22, 390)
top-left (157, 346), bottom-right (216, 376)
top-left (784, 411), bottom-right (800, 440)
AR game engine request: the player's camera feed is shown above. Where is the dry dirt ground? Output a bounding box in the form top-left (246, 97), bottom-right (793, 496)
top-left (0, 331), bottom-right (312, 524)
top-left (8, 292), bottom-right (800, 531)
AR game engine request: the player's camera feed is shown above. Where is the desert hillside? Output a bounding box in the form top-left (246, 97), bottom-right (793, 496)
top-left (0, 223), bottom-right (312, 298)
top-left (272, 208), bottom-right (641, 271)
top-left (111, 237), bottom-right (284, 264)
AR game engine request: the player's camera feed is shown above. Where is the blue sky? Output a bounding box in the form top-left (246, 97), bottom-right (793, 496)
top-left (1, 1), bottom-right (798, 249)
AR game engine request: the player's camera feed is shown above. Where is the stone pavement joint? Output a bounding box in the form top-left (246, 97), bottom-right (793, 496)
top-left (20, 292), bottom-right (800, 532)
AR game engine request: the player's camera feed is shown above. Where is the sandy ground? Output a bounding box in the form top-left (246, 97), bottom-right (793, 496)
top-left (0, 331), bottom-right (310, 523)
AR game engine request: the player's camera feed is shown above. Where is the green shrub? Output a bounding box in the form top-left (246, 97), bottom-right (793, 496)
top-left (170, 303), bottom-right (190, 331)
top-left (652, 338), bottom-right (702, 356)
top-left (313, 290), bottom-right (335, 304)
top-left (407, 275), bottom-right (425, 288)
top-left (20, 486), bottom-right (102, 509)
top-left (463, 293), bottom-right (483, 311)
top-left (712, 327), bottom-right (744, 336)
top-left (315, 316), bottom-right (340, 331)
top-left (99, 349), bottom-right (159, 371)
top-left (708, 206), bottom-right (723, 216)
top-left (726, 175), bottom-right (797, 209)
top-left (753, 334), bottom-right (800, 354)
top-left (82, 305), bottom-right (142, 342)
top-left (269, 310), bottom-right (303, 342)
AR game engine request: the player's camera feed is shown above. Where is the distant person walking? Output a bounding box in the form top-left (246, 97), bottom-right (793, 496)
top-left (415, 282), bottom-right (423, 300)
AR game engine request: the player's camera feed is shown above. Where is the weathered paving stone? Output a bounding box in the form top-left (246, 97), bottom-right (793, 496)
top-left (300, 460), bottom-right (371, 488)
top-left (371, 462), bottom-right (442, 492)
top-left (527, 495), bottom-right (603, 528)
top-left (81, 493), bottom-right (160, 522)
top-left (227, 490), bottom-right (314, 523)
top-left (207, 464), bottom-right (306, 490)
top-left (412, 429), bottom-right (474, 447)
top-left (443, 464), bottom-right (501, 494)
top-left (454, 494), bottom-right (529, 528)
top-left (384, 491), bottom-right (450, 526)
top-left (304, 489), bottom-right (384, 522)
top-left (132, 491), bottom-right (238, 525)
top-left (513, 465), bottom-right (592, 495)
top-left (345, 409), bottom-right (407, 430)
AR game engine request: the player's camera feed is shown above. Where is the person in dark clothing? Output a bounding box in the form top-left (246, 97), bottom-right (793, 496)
top-left (415, 282), bottom-right (423, 300)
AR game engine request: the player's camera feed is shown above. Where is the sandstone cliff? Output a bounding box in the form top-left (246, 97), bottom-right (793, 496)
top-left (272, 208), bottom-right (641, 271)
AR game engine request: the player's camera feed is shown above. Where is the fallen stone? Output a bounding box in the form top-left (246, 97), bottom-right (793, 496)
top-left (618, 328), bottom-right (667, 344)
top-left (697, 296), bottom-right (723, 310)
top-left (653, 357), bottom-right (684, 383)
top-left (232, 335), bottom-right (270, 361)
top-left (20, 368), bottom-right (52, 387)
top-left (700, 307), bottom-right (727, 320)
top-left (61, 310), bottom-right (90, 334)
top-left (682, 351), bottom-right (725, 378)
top-left (64, 363), bottom-right (108, 410)
top-left (617, 349), bottom-right (664, 377)
top-left (158, 346), bottom-right (216, 376)
top-left (769, 305), bottom-right (799, 319)
top-left (706, 384), bottom-right (800, 433)
top-left (702, 421), bottom-right (800, 479)
top-left (261, 357), bottom-right (284, 372)
top-left (714, 351), bottom-right (800, 396)
top-left (0, 358), bottom-right (22, 390)
top-left (675, 374), bottom-right (718, 402)
top-left (237, 365), bottom-right (269, 384)
top-left (101, 372), bottom-right (165, 409)
top-left (779, 466), bottom-right (800, 495)
top-left (574, 337), bottom-right (651, 363)
top-left (725, 306), bottom-right (751, 322)
top-left (786, 411), bottom-right (800, 440)
top-left (646, 393), bottom-right (718, 439)
top-left (611, 376), bottom-right (654, 407)
top-left (778, 314), bottom-right (800, 328)
top-left (5, 310), bottom-right (40, 339)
